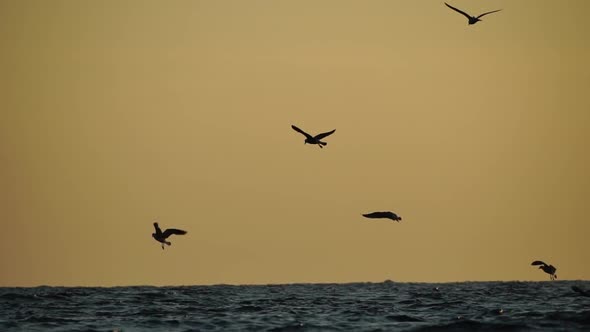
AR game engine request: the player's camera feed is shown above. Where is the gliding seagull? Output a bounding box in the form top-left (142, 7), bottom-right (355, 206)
top-left (152, 222), bottom-right (187, 250)
top-left (362, 211), bottom-right (402, 222)
top-left (445, 3), bottom-right (501, 25)
top-left (531, 260), bottom-right (557, 280)
top-left (291, 125), bottom-right (336, 148)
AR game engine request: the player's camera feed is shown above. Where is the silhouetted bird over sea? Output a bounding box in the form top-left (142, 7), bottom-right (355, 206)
top-left (152, 222), bottom-right (187, 250)
top-left (362, 211), bottom-right (402, 222)
top-left (291, 125), bottom-right (336, 148)
top-left (445, 2), bottom-right (501, 25)
top-left (531, 260), bottom-right (557, 280)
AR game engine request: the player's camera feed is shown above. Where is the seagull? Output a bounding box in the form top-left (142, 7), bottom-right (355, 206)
top-left (152, 222), bottom-right (187, 250)
top-left (362, 211), bottom-right (402, 222)
top-left (445, 3), bottom-right (501, 25)
top-left (291, 125), bottom-right (336, 148)
top-left (531, 260), bottom-right (557, 280)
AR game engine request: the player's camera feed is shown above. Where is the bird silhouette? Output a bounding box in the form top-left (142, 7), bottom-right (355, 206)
top-left (152, 222), bottom-right (187, 250)
top-left (531, 260), bottom-right (557, 280)
top-left (445, 3), bottom-right (501, 25)
top-left (291, 125), bottom-right (336, 148)
top-left (362, 211), bottom-right (402, 222)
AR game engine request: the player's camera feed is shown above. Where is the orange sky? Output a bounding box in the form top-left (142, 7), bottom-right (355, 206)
top-left (1, 0), bottom-right (589, 286)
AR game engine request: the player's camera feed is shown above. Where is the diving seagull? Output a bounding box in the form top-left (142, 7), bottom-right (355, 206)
top-left (362, 211), bottom-right (402, 222)
top-left (445, 2), bottom-right (501, 25)
top-left (531, 260), bottom-right (557, 280)
top-left (291, 125), bottom-right (336, 148)
top-left (152, 222), bottom-right (187, 250)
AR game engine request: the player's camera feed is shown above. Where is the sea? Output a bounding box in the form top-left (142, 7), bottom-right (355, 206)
top-left (1, 281), bottom-right (589, 331)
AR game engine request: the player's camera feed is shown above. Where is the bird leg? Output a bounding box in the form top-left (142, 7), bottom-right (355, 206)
top-left (161, 244), bottom-right (165, 250)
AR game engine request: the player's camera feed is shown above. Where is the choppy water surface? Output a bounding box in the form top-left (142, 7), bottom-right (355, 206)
top-left (1, 281), bottom-right (589, 331)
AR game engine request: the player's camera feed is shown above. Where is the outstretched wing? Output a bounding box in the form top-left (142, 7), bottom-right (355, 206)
top-left (477, 9), bottom-right (502, 19)
top-left (162, 228), bottom-right (187, 238)
top-left (363, 212), bottom-right (386, 219)
top-left (445, 3), bottom-right (472, 19)
top-left (314, 129), bottom-right (336, 140)
top-left (291, 125), bottom-right (313, 139)
top-left (362, 211), bottom-right (400, 220)
top-left (153, 222), bottom-right (162, 235)
top-left (531, 260), bottom-right (547, 266)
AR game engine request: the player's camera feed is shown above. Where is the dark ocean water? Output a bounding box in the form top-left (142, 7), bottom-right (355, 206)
top-left (1, 281), bottom-right (589, 331)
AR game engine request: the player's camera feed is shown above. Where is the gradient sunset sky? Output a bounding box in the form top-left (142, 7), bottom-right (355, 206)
top-left (1, 0), bottom-right (589, 286)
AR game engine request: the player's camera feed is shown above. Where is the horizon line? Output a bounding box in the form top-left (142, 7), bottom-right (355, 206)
top-left (2, 279), bottom-right (589, 288)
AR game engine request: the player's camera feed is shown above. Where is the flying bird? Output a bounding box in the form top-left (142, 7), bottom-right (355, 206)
top-left (362, 211), bottom-right (402, 222)
top-left (531, 260), bottom-right (557, 280)
top-left (152, 222), bottom-right (187, 250)
top-left (445, 2), bottom-right (501, 25)
top-left (291, 125), bottom-right (336, 148)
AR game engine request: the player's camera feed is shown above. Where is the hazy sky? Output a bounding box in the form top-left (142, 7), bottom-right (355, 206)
top-left (1, 0), bottom-right (589, 286)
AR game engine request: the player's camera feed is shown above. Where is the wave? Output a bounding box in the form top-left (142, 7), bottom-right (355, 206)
top-left (1, 281), bottom-right (589, 331)
top-left (411, 319), bottom-right (531, 331)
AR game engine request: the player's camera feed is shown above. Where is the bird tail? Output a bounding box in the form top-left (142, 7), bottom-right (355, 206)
top-left (320, 142), bottom-right (327, 146)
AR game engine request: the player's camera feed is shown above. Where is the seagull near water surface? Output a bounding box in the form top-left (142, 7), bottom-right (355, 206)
top-left (531, 260), bottom-right (557, 280)
top-left (152, 222), bottom-right (187, 250)
top-left (445, 2), bottom-right (502, 25)
top-left (291, 125), bottom-right (336, 148)
top-left (362, 211), bottom-right (402, 222)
